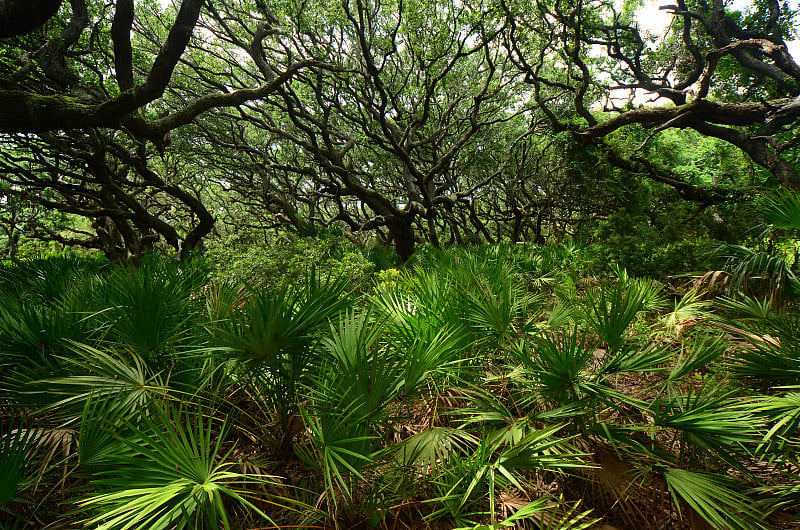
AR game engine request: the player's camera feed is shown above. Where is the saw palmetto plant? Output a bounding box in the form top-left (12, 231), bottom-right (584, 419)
top-left (1, 244), bottom-right (799, 530)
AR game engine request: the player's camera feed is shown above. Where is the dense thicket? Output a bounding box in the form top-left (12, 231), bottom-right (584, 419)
top-left (1, 217), bottom-right (799, 528)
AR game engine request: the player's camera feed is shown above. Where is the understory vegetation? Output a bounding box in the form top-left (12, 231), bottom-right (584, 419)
top-left (1, 190), bottom-right (799, 529)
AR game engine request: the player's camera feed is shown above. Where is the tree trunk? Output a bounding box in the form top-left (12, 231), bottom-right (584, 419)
top-left (427, 215), bottom-right (440, 248)
top-left (388, 217), bottom-right (415, 262)
top-left (534, 208), bottom-right (546, 244)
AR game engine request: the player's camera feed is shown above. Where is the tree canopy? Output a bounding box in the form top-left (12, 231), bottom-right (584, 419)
top-left (1, 0), bottom-right (799, 259)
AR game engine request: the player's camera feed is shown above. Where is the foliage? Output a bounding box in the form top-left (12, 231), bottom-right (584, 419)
top-left (205, 234), bottom-right (375, 290)
top-left (80, 404), bottom-right (282, 530)
top-left (1, 243), bottom-right (799, 529)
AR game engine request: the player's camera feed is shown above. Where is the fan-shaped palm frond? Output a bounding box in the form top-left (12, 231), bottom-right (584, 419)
top-left (665, 335), bottom-right (726, 385)
top-left (212, 270), bottom-right (351, 455)
top-left (719, 245), bottom-right (798, 303)
top-left (716, 294), bottom-right (775, 321)
top-left (583, 280), bottom-right (652, 352)
top-left (652, 382), bottom-right (761, 468)
top-left (390, 319), bottom-right (467, 395)
top-left (296, 400), bottom-right (380, 504)
top-left (0, 253), bottom-right (106, 306)
top-left (96, 257), bottom-right (205, 366)
top-left (454, 495), bottom-right (597, 530)
top-left (513, 329), bottom-right (596, 409)
top-left (599, 343), bottom-right (670, 376)
top-left (26, 341), bottom-right (168, 422)
top-left (750, 389), bottom-right (800, 455)
top-left (0, 296), bottom-right (92, 386)
top-left (762, 190), bottom-right (800, 234)
top-left (395, 427), bottom-right (478, 472)
top-left (660, 289), bottom-right (711, 337)
top-left (461, 265), bottom-right (544, 349)
top-left (723, 315), bottom-right (800, 388)
top-left (661, 467), bottom-right (763, 530)
top-left (81, 404), bottom-right (281, 530)
top-left (429, 424), bottom-right (587, 526)
top-left (317, 310), bottom-right (402, 420)
top-left (0, 416), bottom-right (41, 510)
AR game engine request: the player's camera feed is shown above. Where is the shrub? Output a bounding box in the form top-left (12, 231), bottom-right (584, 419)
top-left (205, 234), bottom-right (375, 289)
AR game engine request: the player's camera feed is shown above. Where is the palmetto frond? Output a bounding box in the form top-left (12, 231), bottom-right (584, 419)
top-left (317, 310), bottom-right (402, 420)
top-left (661, 467), bottom-right (764, 530)
top-left (0, 293), bottom-right (95, 387)
top-left (395, 427), bottom-right (478, 472)
top-left (0, 415), bottom-right (41, 511)
top-left (0, 253), bottom-right (106, 306)
top-left (583, 280), bottom-right (652, 352)
top-left (81, 404), bottom-right (282, 530)
top-left (296, 400), bottom-right (381, 503)
top-left (722, 314), bottom-right (800, 388)
top-left (428, 423), bottom-right (588, 525)
top-left (750, 389), bottom-right (800, 454)
top-left (96, 256), bottom-right (207, 363)
top-left (762, 190), bottom-right (800, 235)
top-left (513, 329), bottom-right (596, 409)
top-left (453, 495), bottom-right (597, 530)
top-left (660, 288), bottom-right (711, 337)
top-left (651, 385), bottom-right (762, 467)
top-left (212, 270), bottom-right (351, 420)
top-left (27, 341), bottom-right (168, 422)
top-left (665, 335), bottom-right (726, 385)
top-left (719, 244), bottom-right (798, 303)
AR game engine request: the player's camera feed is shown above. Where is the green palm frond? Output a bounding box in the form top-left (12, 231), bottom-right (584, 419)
top-left (317, 310), bottom-right (402, 419)
top-left (750, 389), bottom-right (800, 454)
top-left (762, 190), bottom-right (800, 234)
top-left (652, 384), bottom-right (761, 466)
top-left (583, 280), bottom-right (651, 352)
top-left (719, 245), bottom-right (798, 302)
top-left (0, 253), bottom-right (106, 306)
top-left (27, 341), bottom-right (168, 422)
top-left (429, 424), bottom-right (587, 525)
top-left (296, 401), bottom-right (380, 503)
top-left (0, 293), bottom-right (95, 387)
top-left (458, 259), bottom-right (541, 341)
top-left (391, 319), bottom-right (466, 395)
top-left (545, 301), bottom-right (576, 329)
top-left (716, 294), bottom-right (775, 321)
top-left (82, 404), bottom-right (281, 530)
top-left (78, 395), bottom-right (132, 469)
top-left (723, 315), bottom-right (800, 388)
top-left (666, 335), bottom-right (726, 384)
top-left (662, 467), bottom-right (764, 530)
top-left (96, 258), bottom-right (205, 364)
top-left (0, 415), bottom-right (41, 510)
top-left (216, 271), bottom-right (350, 369)
top-left (660, 289), bottom-right (711, 337)
top-left (395, 427), bottom-right (478, 471)
top-left (513, 329), bottom-right (596, 408)
top-left (454, 496), bottom-right (597, 530)
top-left (213, 270), bottom-right (351, 419)
top-left (599, 343), bottom-right (671, 375)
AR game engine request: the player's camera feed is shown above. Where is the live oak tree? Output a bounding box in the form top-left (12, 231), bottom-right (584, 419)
top-left (0, 0), bottom-right (326, 258)
top-left (188, 0), bottom-right (530, 260)
top-left (500, 0), bottom-right (800, 197)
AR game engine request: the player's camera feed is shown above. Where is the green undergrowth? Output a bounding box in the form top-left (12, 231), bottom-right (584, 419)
top-left (1, 238), bottom-right (799, 529)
